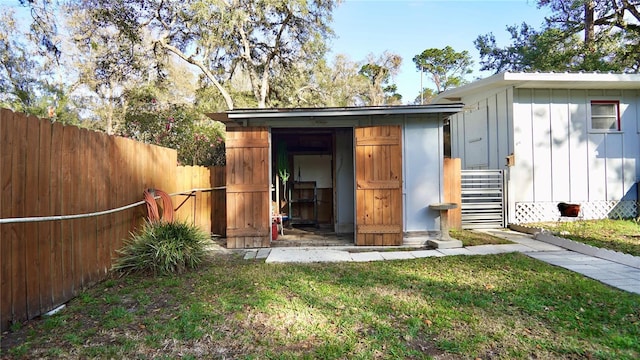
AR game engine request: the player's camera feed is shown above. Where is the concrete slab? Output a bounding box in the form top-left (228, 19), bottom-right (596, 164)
top-left (466, 244), bottom-right (531, 255)
top-left (427, 239), bottom-right (463, 249)
top-left (576, 271), bottom-right (624, 281)
top-left (526, 251), bottom-right (573, 261)
top-left (560, 264), bottom-right (601, 272)
top-left (256, 249), bottom-right (271, 259)
top-left (350, 252), bottom-right (384, 262)
top-left (265, 248), bottom-right (352, 263)
top-left (477, 229), bottom-right (564, 251)
top-left (410, 250), bottom-right (445, 258)
top-left (600, 278), bottom-right (640, 287)
top-left (613, 285), bottom-right (640, 294)
top-left (587, 271), bottom-right (636, 281)
top-left (605, 264), bottom-right (640, 273)
top-left (565, 254), bottom-right (606, 262)
top-left (437, 248), bottom-right (473, 256)
top-left (512, 239), bottom-right (564, 251)
top-left (243, 250), bottom-right (257, 260)
top-left (380, 252), bottom-right (415, 261)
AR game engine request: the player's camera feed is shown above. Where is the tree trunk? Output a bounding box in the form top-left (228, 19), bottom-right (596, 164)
top-left (106, 85), bottom-right (114, 135)
top-left (584, 0), bottom-right (595, 47)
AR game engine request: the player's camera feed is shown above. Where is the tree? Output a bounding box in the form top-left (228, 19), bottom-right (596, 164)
top-left (279, 55), bottom-right (368, 107)
top-left (475, 0), bottom-right (640, 73)
top-left (77, 0), bottom-right (338, 110)
top-left (18, 0), bottom-right (62, 61)
top-left (413, 88), bottom-right (438, 106)
top-left (0, 10), bottom-right (43, 111)
top-left (0, 8), bottom-right (81, 124)
top-left (412, 46), bottom-right (473, 94)
top-left (119, 85), bottom-right (226, 166)
top-left (358, 52), bottom-right (403, 106)
top-left (314, 55), bottom-right (370, 107)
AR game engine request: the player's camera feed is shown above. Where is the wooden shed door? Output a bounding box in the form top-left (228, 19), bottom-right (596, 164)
top-left (225, 127), bottom-right (270, 248)
top-left (355, 125), bottom-right (403, 245)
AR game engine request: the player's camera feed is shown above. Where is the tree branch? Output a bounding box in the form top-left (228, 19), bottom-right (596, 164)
top-left (236, 24), bottom-right (263, 107)
top-left (621, 0), bottom-right (640, 22)
top-left (158, 40), bottom-right (234, 110)
top-left (259, 10), bottom-right (293, 108)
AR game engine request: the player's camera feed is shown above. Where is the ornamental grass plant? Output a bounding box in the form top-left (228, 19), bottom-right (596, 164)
top-left (113, 220), bottom-right (209, 275)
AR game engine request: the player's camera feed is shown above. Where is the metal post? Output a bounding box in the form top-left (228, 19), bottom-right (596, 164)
top-left (420, 64), bottom-right (423, 105)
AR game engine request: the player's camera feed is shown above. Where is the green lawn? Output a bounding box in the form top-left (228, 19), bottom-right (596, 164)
top-left (2, 252), bottom-right (638, 359)
top-left (527, 219), bottom-right (640, 257)
top-left (450, 229), bottom-right (513, 246)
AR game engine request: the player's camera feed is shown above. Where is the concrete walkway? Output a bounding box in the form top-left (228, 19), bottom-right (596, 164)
top-left (239, 229), bottom-right (640, 295)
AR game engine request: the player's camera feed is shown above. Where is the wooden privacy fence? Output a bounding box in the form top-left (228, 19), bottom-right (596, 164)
top-left (174, 165), bottom-right (226, 236)
top-left (443, 157), bottom-right (462, 230)
top-left (0, 109), bottom-right (224, 331)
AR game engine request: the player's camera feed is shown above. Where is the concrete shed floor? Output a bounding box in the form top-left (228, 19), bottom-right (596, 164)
top-left (272, 224), bottom-right (354, 247)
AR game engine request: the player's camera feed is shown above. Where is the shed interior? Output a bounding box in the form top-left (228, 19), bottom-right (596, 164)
top-left (271, 128), bottom-right (355, 245)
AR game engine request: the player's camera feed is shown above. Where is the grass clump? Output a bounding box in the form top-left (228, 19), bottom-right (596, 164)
top-left (450, 229), bottom-right (513, 246)
top-left (113, 220), bottom-right (209, 275)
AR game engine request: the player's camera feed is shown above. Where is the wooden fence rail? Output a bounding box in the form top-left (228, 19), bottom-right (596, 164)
top-left (0, 109), bottom-right (222, 331)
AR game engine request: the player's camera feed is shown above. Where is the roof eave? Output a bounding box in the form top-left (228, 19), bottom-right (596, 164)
top-left (433, 71), bottom-right (640, 104)
top-left (207, 104), bottom-right (464, 123)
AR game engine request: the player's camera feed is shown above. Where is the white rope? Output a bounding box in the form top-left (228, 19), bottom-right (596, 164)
top-left (0, 186), bottom-right (226, 224)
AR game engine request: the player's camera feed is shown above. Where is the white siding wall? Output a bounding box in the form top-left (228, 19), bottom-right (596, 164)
top-left (403, 115), bottom-right (442, 232)
top-left (449, 88), bottom-right (513, 170)
top-left (550, 89), bottom-right (571, 200)
top-left (335, 128), bottom-right (354, 234)
top-left (568, 90), bottom-right (590, 201)
top-left (511, 88), bottom-right (640, 222)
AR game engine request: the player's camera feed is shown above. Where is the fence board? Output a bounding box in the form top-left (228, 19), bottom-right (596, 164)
top-left (1, 109), bottom-right (14, 328)
top-left (95, 132), bottom-right (109, 277)
top-left (78, 128), bottom-right (90, 288)
top-left (38, 120), bottom-right (53, 311)
top-left (211, 166), bottom-right (226, 237)
top-left (10, 112), bottom-right (27, 325)
top-left (25, 115), bottom-right (41, 318)
top-left (174, 166), bottom-right (213, 233)
top-left (112, 136), bottom-right (127, 253)
top-left (85, 129), bottom-right (98, 284)
top-left (50, 122), bottom-right (64, 306)
top-left (62, 125), bottom-right (78, 296)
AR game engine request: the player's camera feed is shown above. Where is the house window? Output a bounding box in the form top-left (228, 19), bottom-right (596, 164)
top-left (590, 100), bottom-right (620, 131)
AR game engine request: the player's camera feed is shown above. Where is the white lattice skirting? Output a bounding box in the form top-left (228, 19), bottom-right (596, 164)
top-left (514, 201), bottom-right (638, 224)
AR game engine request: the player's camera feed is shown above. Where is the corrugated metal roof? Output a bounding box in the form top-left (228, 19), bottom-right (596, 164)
top-left (432, 71), bottom-right (640, 104)
top-left (207, 103), bottom-right (464, 123)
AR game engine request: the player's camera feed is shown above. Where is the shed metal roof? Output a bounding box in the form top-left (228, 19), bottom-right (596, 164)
top-left (207, 104), bottom-right (464, 123)
top-left (432, 72), bottom-right (640, 104)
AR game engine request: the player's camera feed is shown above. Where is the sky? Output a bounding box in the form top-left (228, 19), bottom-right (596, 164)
top-left (328, 0), bottom-right (552, 103)
top-left (0, 0), bottom-right (552, 106)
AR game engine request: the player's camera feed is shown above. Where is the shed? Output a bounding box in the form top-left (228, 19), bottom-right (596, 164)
top-left (209, 105), bottom-right (464, 248)
top-left (433, 72), bottom-right (640, 224)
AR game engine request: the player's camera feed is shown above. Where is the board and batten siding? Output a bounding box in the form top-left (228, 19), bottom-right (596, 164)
top-left (511, 88), bottom-right (640, 222)
top-left (449, 88), bottom-right (514, 170)
top-left (225, 127), bottom-right (271, 248)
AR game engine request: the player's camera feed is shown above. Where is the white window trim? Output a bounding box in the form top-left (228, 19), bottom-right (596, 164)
top-left (587, 98), bottom-right (621, 133)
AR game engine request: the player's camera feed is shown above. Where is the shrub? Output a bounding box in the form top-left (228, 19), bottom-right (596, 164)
top-left (113, 221), bottom-right (209, 275)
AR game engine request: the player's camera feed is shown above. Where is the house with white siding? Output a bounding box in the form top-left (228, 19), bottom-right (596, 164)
top-left (433, 72), bottom-right (640, 224)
